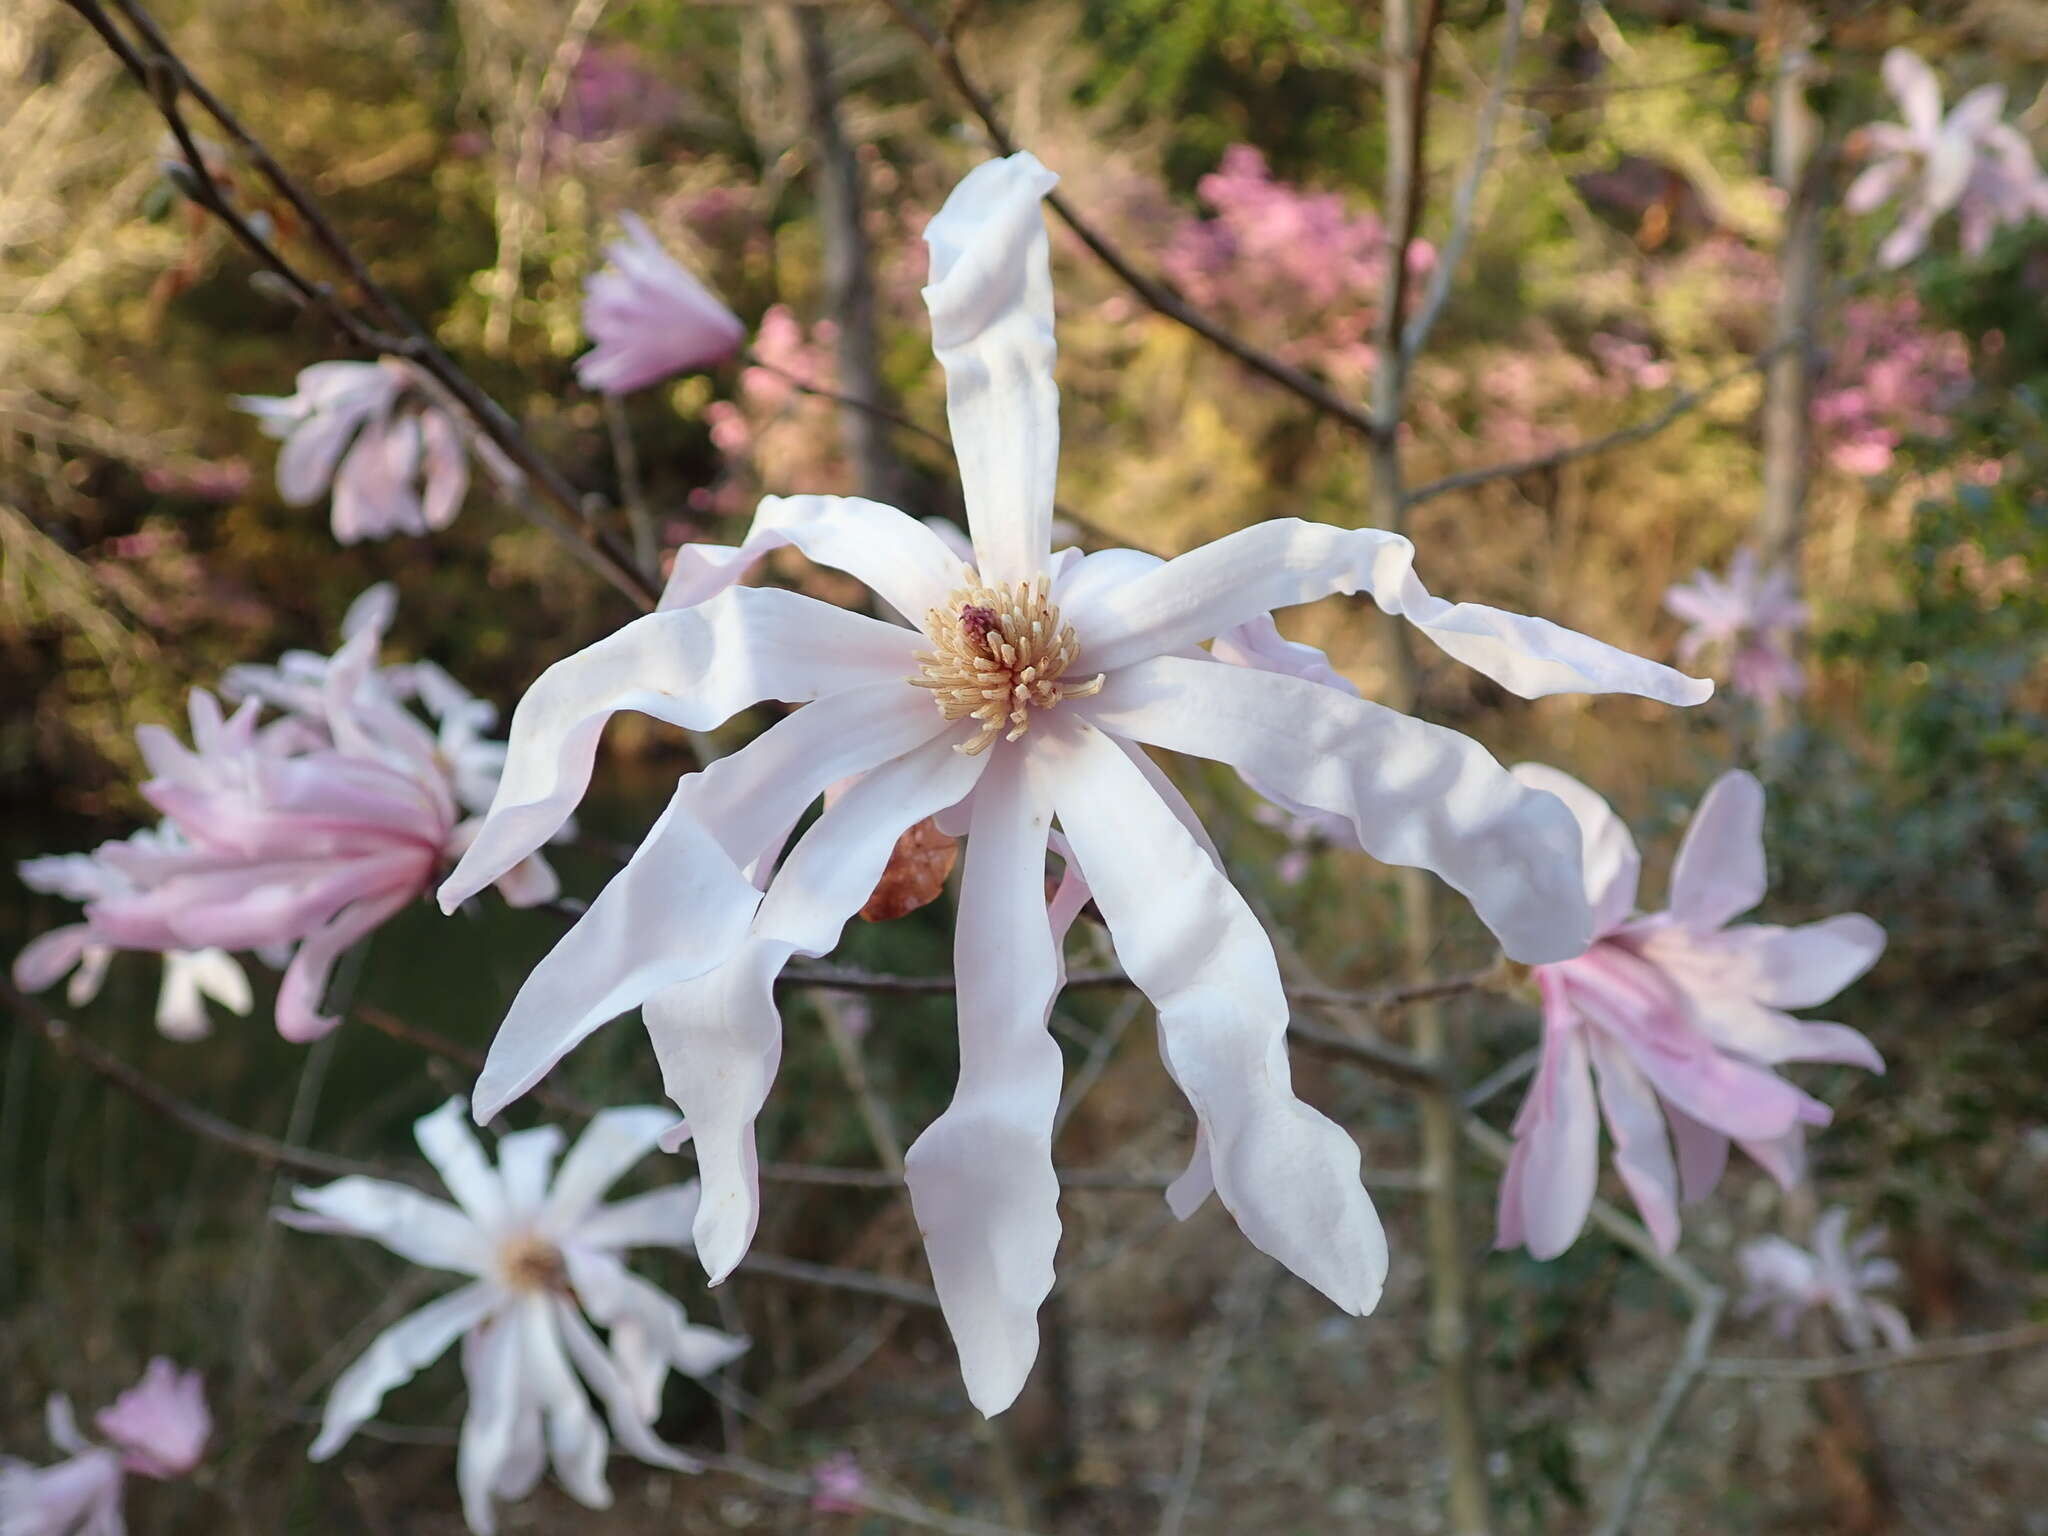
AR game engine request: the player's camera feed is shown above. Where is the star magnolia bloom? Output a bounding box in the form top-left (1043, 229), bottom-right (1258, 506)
top-left (236, 359), bottom-right (514, 543)
top-left (1737, 1206), bottom-right (1913, 1353)
top-left (1663, 547), bottom-right (1808, 707)
top-left (19, 592), bottom-right (552, 1042)
top-left (1, 1362), bottom-right (209, 1536)
top-left (1846, 48), bottom-right (2048, 269)
top-left (14, 843), bottom-right (251, 1041)
top-left (1497, 768), bottom-right (1886, 1259)
top-left (283, 1100), bottom-right (746, 1536)
top-left (575, 213), bottom-right (745, 395)
top-left (437, 152), bottom-right (1709, 1414)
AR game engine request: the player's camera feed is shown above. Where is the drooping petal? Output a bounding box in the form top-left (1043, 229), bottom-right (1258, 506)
top-left (1666, 770), bottom-right (1768, 931)
top-left (1506, 981), bottom-right (1600, 1260)
top-left (1509, 763), bottom-right (1642, 936)
top-left (544, 1107), bottom-right (678, 1230)
top-left (455, 1311), bottom-right (527, 1536)
top-left (513, 1299), bottom-right (612, 1511)
top-left (418, 408), bottom-right (471, 532)
top-left (282, 1177), bottom-right (488, 1275)
top-left (309, 1283), bottom-right (497, 1460)
top-left (1045, 719), bottom-right (1385, 1314)
top-left (1586, 1032), bottom-right (1680, 1253)
top-left (660, 495), bottom-right (968, 624)
top-left (274, 886), bottom-right (417, 1043)
top-left (1064, 519), bottom-right (1711, 704)
top-left (904, 745), bottom-right (1064, 1415)
top-left (1084, 657), bottom-right (1592, 963)
top-left (562, 1246), bottom-right (749, 1380)
top-left (921, 152), bottom-right (1062, 586)
top-left (552, 1298), bottom-right (700, 1472)
top-left (1664, 1103), bottom-right (1731, 1204)
top-left (438, 588), bottom-right (921, 908)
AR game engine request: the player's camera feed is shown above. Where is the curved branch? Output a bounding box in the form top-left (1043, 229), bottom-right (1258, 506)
top-left (1703, 1324), bottom-right (2048, 1382)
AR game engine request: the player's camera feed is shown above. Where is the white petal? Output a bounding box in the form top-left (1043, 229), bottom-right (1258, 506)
top-left (153, 959), bottom-right (213, 1041)
top-left (563, 1245), bottom-right (748, 1379)
top-left (283, 1177), bottom-right (488, 1274)
top-left (1512, 1020), bottom-right (1599, 1260)
top-left (494, 1126), bottom-right (564, 1215)
top-left (904, 746), bottom-right (1064, 1415)
top-left (13, 926), bottom-right (92, 994)
top-left (514, 1298), bottom-right (611, 1510)
top-left (921, 152), bottom-right (1062, 585)
top-left (1667, 770), bottom-right (1767, 930)
top-left (553, 1298), bottom-right (700, 1473)
top-left (643, 943), bottom-right (789, 1285)
top-left (1043, 719), bottom-right (1386, 1313)
top-left (310, 1283), bottom-right (496, 1460)
top-left (455, 1312), bottom-right (527, 1536)
top-left (1883, 47), bottom-right (1943, 142)
top-left (470, 785), bottom-right (765, 1122)
top-left (1586, 1032), bottom-right (1680, 1254)
top-left (1084, 657), bottom-right (1593, 963)
top-left (661, 495), bottom-right (968, 623)
top-left (1510, 764), bottom-right (1642, 936)
top-left (438, 588), bottom-right (921, 909)
top-left (1665, 1103), bottom-right (1731, 1203)
top-left (1064, 519), bottom-right (1711, 703)
top-left (47, 1392), bottom-right (87, 1454)
top-left (545, 1107), bottom-right (678, 1229)
top-left (1722, 914), bottom-right (1886, 1008)
top-left (416, 1098), bottom-right (507, 1228)
top-left (575, 1184), bottom-right (702, 1251)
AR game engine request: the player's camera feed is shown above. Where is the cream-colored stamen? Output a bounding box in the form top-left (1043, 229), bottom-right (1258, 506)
top-left (909, 570), bottom-right (1103, 756)
top-left (496, 1231), bottom-right (568, 1294)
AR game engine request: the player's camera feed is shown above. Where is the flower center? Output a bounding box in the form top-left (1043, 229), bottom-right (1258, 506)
top-left (910, 571), bottom-right (1103, 756)
top-left (496, 1231), bottom-right (567, 1294)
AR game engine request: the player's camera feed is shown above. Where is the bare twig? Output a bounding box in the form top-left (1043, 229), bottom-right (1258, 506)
top-left (877, 0), bottom-right (1388, 443)
top-left (1462, 1047), bottom-right (1538, 1111)
top-left (2, 979), bottom-right (402, 1185)
top-left (1593, 1292), bottom-right (1726, 1536)
top-left (1704, 1323), bottom-right (2048, 1382)
top-left (64, 0), bottom-right (659, 610)
top-left (1403, 0), bottom-right (1529, 362)
top-left (743, 351), bottom-right (952, 450)
top-left (734, 1250), bottom-right (940, 1309)
top-left (1157, 1256), bottom-right (1270, 1536)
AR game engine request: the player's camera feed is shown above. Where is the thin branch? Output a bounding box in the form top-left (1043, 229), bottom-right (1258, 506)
top-left (734, 1250), bottom-right (941, 1309)
top-left (1592, 1291), bottom-right (1726, 1536)
top-left (877, 0), bottom-right (1388, 443)
top-left (2, 980), bottom-right (402, 1185)
top-left (1403, 0), bottom-right (1529, 362)
top-left (1157, 1256), bottom-right (1270, 1536)
top-left (351, 1003), bottom-right (601, 1120)
top-left (743, 351), bottom-right (952, 450)
top-left (1462, 1047), bottom-right (1538, 1111)
top-left (1703, 1323), bottom-right (2048, 1382)
top-left (64, 0), bottom-right (659, 610)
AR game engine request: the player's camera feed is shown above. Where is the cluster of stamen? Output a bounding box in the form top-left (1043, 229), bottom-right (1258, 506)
top-left (496, 1231), bottom-right (568, 1295)
top-left (910, 570), bottom-right (1102, 756)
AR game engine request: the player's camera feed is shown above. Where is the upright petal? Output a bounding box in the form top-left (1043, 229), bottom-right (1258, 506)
top-left (1084, 657), bottom-right (1592, 963)
top-left (494, 1126), bottom-right (564, 1216)
top-left (439, 589), bottom-right (921, 908)
top-left (1667, 770), bottom-right (1768, 931)
top-left (309, 1283), bottom-right (497, 1460)
top-left (1883, 48), bottom-right (1942, 142)
top-left (1510, 764), bottom-right (1642, 937)
top-left (1064, 519), bottom-right (1710, 704)
top-left (1044, 720), bottom-right (1386, 1314)
top-left (416, 1098), bottom-right (508, 1228)
top-left (922, 152), bottom-right (1062, 585)
top-left (544, 1107), bottom-right (678, 1229)
top-left (904, 746), bottom-right (1065, 1415)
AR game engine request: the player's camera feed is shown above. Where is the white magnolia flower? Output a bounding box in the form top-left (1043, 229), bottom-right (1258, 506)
top-left (282, 1100), bottom-right (746, 1535)
top-left (1737, 1206), bottom-right (1914, 1353)
top-left (436, 152), bottom-right (1709, 1413)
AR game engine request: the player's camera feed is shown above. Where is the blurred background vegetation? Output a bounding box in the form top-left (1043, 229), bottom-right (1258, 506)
top-left (2, 0), bottom-right (2044, 1531)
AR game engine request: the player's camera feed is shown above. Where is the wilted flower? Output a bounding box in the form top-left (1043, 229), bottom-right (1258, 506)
top-left (438, 151), bottom-right (1708, 1413)
top-left (1846, 48), bottom-right (2048, 268)
top-left (282, 1099), bottom-right (746, 1536)
top-left (1496, 768), bottom-right (1886, 1259)
top-left (236, 359), bottom-right (513, 543)
top-left (1738, 1206), bottom-right (1914, 1352)
top-left (1664, 547), bottom-right (1809, 707)
top-left (1, 1361), bottom-right (209, 1536)
top-left (14, 843), bottom-right (250, 1040)
top-left (14, 589), bottom-right (552, 1042)
top-left (575, 214), bottom-right (745, 395)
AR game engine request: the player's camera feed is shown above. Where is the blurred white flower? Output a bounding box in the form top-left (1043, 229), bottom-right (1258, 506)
top-left (1738, 1206), bottom-right (1914, 1353)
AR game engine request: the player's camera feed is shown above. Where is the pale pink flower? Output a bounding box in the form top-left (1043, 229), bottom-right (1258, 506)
top-left (236, 359), bottom-right (509, 542)
top-left (1663, 547), bottom-right (1809, 707)
top-left (1, 1364), bottom-right (209, 1536)
top-left (575, 213), bottom-right (745, 395)
top-left (809, 1450), bottom-right (867, 1515)
top-left (1497, 768), bottom-right (1886, 1259)
top-left (16, 591), bottom-right (551, 1042)
top-left (1846, 48), bottom-right (2048, 269)
top-left (92, 1360), bottom-right (210, 1480)
top-left (438, 152), bottom-right (1709, 1414)
top-left (1738, 1206), bottom-right (1914, 1352)
top-left (282, 1099), bottom-right (746, 1536)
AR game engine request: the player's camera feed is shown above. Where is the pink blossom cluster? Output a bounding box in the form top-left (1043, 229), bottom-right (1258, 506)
top-left (1, 1360), bottom-right (209, 1535)
top-left (1157, 145), bottom-right (1431, 387)
top-left (1814, 294), bottom-right (1974, 476)
top-left (12, 586), bottom-right (554, 1042)
top-left (694, 303), bottom-right (849, 516)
